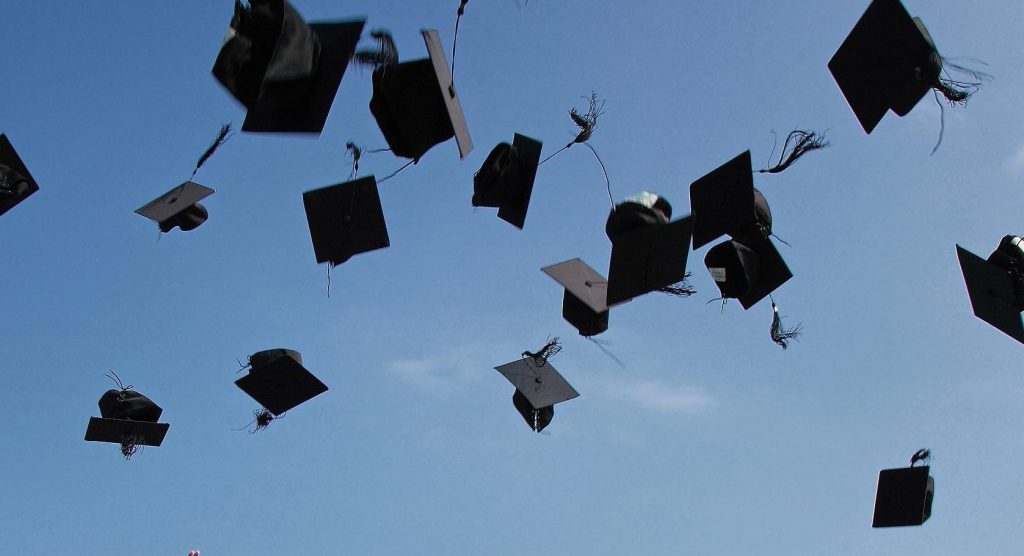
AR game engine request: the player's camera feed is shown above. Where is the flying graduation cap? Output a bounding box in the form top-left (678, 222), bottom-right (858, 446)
top-left (872, 450), bottom-right (934, 527)
top-left (473, 133), bottom-right (543, 229)
top-left (542, 258), bottom-right (610, 337)
top-left (84, 372), bottom-right (169, 459)
top-left (0, 134), bottom-right (39, 218)
top-left (690, 151), bottom-right (793, 308)
top-left (956, 239), bottom-right (1024, 344)
top-left (604, 193), bottom-right (695, 306)
top-left (829, 0), bottom-right (986, 135)
top-left (368, 29), bottom-right (473, 161)
top-left (235, 349), bottom-right (328, 418)
top-left (494, 340), bottom-right (578, 433)
top-left (212, 0), bottom-right (365, 134)
top-left (303, 175), bottom-right (390, 267)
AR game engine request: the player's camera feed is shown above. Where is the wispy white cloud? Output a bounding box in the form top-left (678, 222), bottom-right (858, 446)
top-left (384, 343), bottom-right (496, 396)
top-left (593, 378), bottom-right (716, 414)
top-left (1006, 144), bottom-right (1024, 176)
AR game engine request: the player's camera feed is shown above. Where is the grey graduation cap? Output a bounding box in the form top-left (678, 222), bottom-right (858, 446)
top-left (873, 464), bottom-right (934, 527)
top-left (0, 134), bottom-right (39, 217)
top-left (828, 0), bottom-right (942, 134)
top-left (368, 29), bottom-right (473, 160)
top-left (607, 215), bottom-right (694, 307)
top-left (956, 244), bottom-right (1024, 344)
top-left (542, 258), bottom-right (610, 337)
top-left (212, 0), bottom-right (366, 133)
top-left (136, 182), bottom-right (215, 233)
top-left (236, 349), bottom-right (328, 415)
top-left (495, 356), bottom-right (578, 432)
top-left (303, 176), bottom-right (390, 267)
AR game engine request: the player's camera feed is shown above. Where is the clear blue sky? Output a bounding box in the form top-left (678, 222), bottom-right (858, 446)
top-left (2, 1), bottom-right (1023, 554)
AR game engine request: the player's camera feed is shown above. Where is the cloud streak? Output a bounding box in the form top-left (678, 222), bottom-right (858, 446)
top-left (594, 378), bottom-right (716, 414)
top-left (1007, 144), bottom-right (1024, 176)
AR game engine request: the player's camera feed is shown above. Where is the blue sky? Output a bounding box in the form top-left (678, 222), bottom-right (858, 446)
top-left (2, 1), bottom-right (1024, 554)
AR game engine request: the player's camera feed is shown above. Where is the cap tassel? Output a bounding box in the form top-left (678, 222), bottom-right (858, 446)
top-left (658, 272), bottom-right (696, 298)
top-left (233, 408), bottom-right (278, 434)
top-left (910, 448), bottom-right (931, 467)
top-left (120, 433), bottom-right (142, 460)
top-left (929, 60), bottom-right (991, 155)
top-left (769, 298), bottom-right (802, 350)
top-left (345, 142), bottom-right (364, 180)
top-left (522, 336), bottom-right (562, 367)
top-left (757, 129), bottom-right (829, 174)
top-left (353, 29), bottom-right (398, 70)
top-left (451, 1), bottom-right (469, 84)
top-left (191, 123), bottom-right (233, 179)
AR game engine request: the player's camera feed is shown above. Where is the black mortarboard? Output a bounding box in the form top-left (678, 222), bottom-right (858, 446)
top-left (136, 182), bottom-right (215, 233)
top-left (689, 151), bottom-right (772, 249)
top-left (495, 356), bottom-right (578, 432)
top-left (212, 0), bottom-right (365, 134)
top-left (236, 349), bottom-right (328, 415)
top-left (542, 258), bottom-right (610, 337)
top-left (303, 176), bottom-right (390, 267)
top-left (473, 133), bottom-right (543, 229)
top-left (956, 244), bottom-right (1024, 344)
top-left (606, 216), bottom-right (694, 306)
top-left (704, 236), bottom-right (791, 309)
top-left (369, 30), bottom-right (473, 160)
top-left (829, 0), bottom-right (941, 134)
top-left (0, 134), bottom-right (39, 217)
top-left (85, 374), bottom-right (169, 458)
top-left (872, 465), bottom-right (934, 527)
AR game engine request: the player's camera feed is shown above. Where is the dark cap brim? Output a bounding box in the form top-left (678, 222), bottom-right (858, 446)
top-left (0, 134), bottom-right (40, 217)
top-left (236, 354), bottom-right (328, 415)
top-left (956, 245), bottom-right (1024, 344)
top-left (607, 216), bottom-right (694, 306)
top-left (303, 176), bottom-right (390, 266)
top-left (496, 133), bottom-right (542, 229)
top-left (85, 417), bottom-right (170, 447)
top-left (690, 151), bottom-right (755, 250)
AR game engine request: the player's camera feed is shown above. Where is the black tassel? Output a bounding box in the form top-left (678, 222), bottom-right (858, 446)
top-left (569, 92), bottom-right (605, 147)
top-left (522, 337), bottom-right (562, 367)
top-left (910, 448), bottom-right (931, 467)
top-left (232, 408), bottom-right (279, 434)
top-left (770, 301), bottom-right (802, 349)
top-left (192, 124), bottom-right (233, 179)
top-left (758, 130), bottom-right (829, 174)
top-left (354, 29), bottom-right (398, 69)
top-left (346, 141), bottom-right (364, 180)
top-left (932, 59), bottom-right (990, 106)
top-left (658, 272), bottom-right (696, 298)
top-left (120, 433), bottom-right (142, 460)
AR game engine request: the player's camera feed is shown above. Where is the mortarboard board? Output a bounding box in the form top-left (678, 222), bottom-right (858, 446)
top-left (690, 151), bottom-right (772, 249)
top-left (542, 258), bottom-right (610, 337)
top-left (303, 176), bottom-right (390, 267)
top-left (473, 133), bottom-right (543, 229)
top-left (136, 182), bottom-right (215, 233)
top-left (212, 0), bottom-right (365, 134)
top-left (0, 134), bottom-right (39, 217)
top-left (236, 348), bottom-right (328, 415)
top-left (956, 245), bottom-right (1024, 344)
top-left (369, 29), bottom-right (473, 161)
top-left (872, 465), bottom-right (934, 527)
top-left (495, 355), bottom-right (578, 432)
top-left (85, 418), bottom-right (170, 448)
top-left (828, 0), bottom-right (941, 134)
top-left (606, 216), bottom-right (694, 306)
top-left (705, 236), bottom-right (792, 309)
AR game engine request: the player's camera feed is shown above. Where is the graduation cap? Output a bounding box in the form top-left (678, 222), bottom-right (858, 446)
top-left (136, 182), bottom-right (215, 233)
top-left (0, 134), bottom-right (39, 217)
top-left (303, 176), bottom-right (390, 267)
top-left (236, 349), bottom-right (328, 416)
top-left (872, 451), bottom-right (934, 527)
top-left (495, 353), bottom-right (578, 433)
top-left (542, 258), bottom-right (610, 337)
top-left (212, 0), bottom-right (365, 133)
top-left (368, 29), bottom-right (473, 160)
top-left (829, 0), bottom-right (973, 134)
top-left (605, 196), bottom-right (694, 306)
top-left (84, 372), bottom-right (169, 459)
top-left (473, 133), bottom-right (542, 229)
top-left (689, 151), bottom-right (774, 249)
top-left (704, 236), bottom-right (792, 309)
top-left (956, 243), bottom-right (1024, 344)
